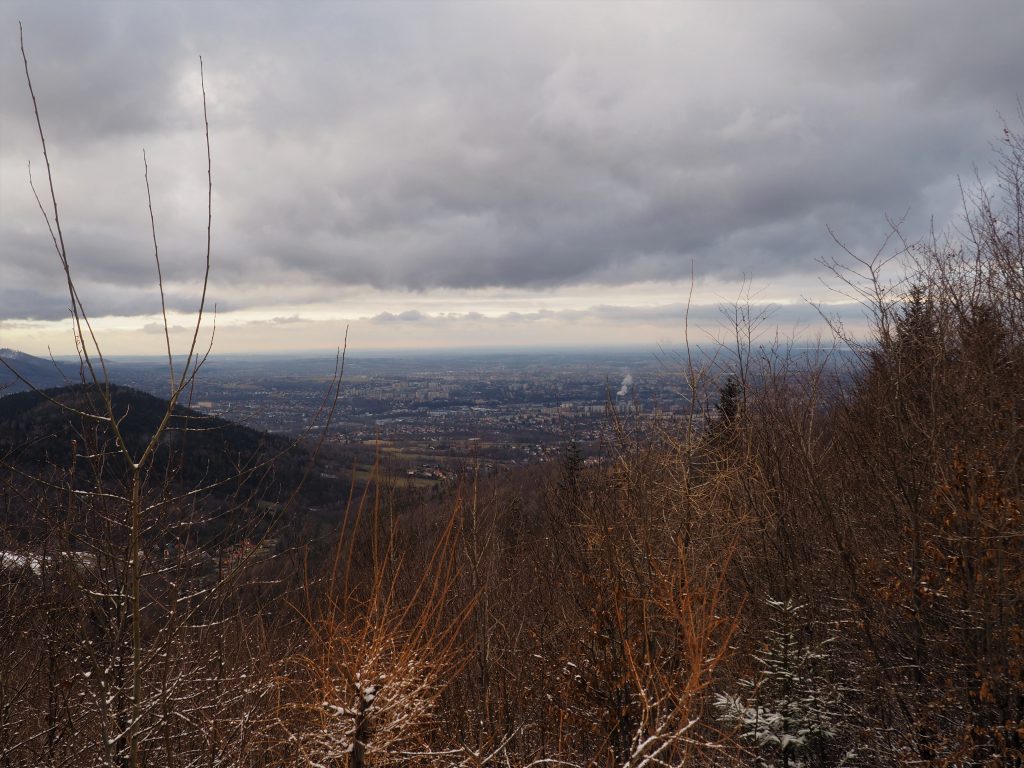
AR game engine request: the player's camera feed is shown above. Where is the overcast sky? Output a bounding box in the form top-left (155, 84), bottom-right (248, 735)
top-left (1, 1), bottom-right (1021, 355)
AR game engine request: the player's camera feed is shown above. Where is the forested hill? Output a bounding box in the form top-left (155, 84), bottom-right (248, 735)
top-left (0, 384), bottom-right (339, 507)
top-left (0, 349), bottom-right (78, 393)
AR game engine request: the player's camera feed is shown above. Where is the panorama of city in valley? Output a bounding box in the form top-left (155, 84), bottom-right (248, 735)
top-left (1, 3), bottom-right (1023, 767)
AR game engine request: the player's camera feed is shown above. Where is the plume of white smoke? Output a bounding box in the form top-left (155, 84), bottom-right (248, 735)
top-left (616, 373), bottom-right (633, 398)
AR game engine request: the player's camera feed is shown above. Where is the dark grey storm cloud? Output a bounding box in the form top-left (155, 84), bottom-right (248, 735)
top-left (2, 1), bottom-right (1023, 321)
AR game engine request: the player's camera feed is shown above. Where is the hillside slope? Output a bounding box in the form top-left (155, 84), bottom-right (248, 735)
top-left (0, 349), bottom-right (78, 393)
top-left (0, 384), bottom-right (343, 524)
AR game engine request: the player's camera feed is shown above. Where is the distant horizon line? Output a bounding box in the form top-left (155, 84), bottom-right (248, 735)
top-left (48, 343), bottom-right (667, 362)
top-left (31, 341), bottom-right (861, 363)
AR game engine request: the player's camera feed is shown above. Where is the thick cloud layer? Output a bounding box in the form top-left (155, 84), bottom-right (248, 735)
top-left (1, 1), bottom-right (1022, 333)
